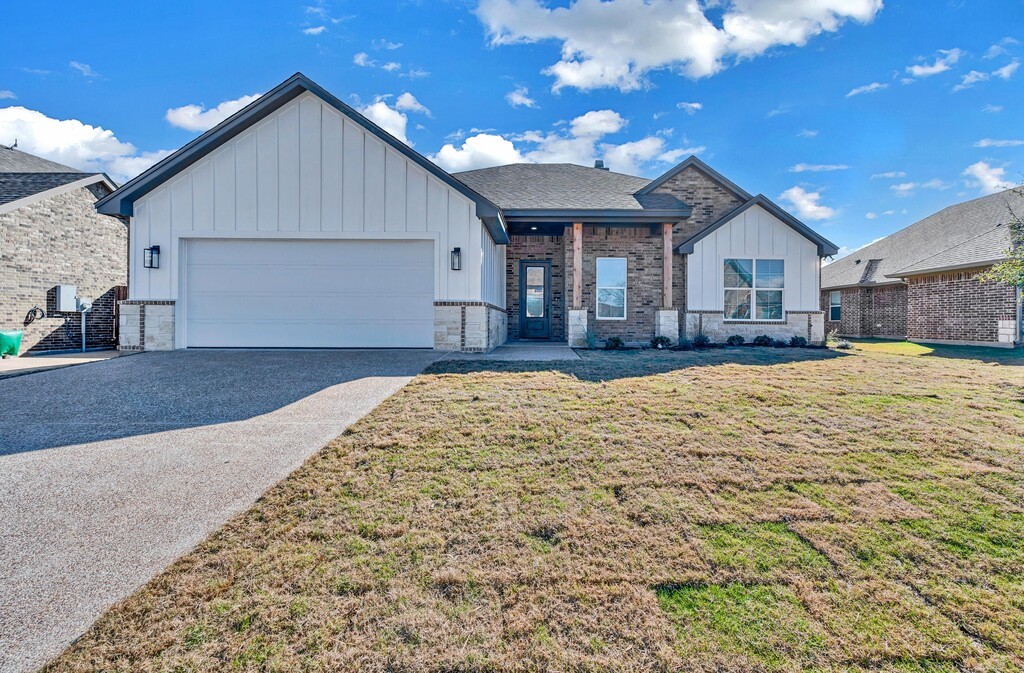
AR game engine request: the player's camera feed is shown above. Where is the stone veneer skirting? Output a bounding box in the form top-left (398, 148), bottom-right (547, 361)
top-left (434, 302), bottom-right (508, 353)
top-left (118, 300), bottom-right (175, 352)
top-left (685, 310), bottom-right (826, 345)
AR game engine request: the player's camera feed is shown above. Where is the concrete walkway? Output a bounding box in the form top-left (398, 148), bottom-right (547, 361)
top-left (0, 349), bottom-right (437, 673)
top-left (0, 350), bottom-right (122, 380)
top-left (442, 340), bottom-right (581, 361)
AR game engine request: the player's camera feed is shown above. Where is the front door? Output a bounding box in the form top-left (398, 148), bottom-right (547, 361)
top-left (519, 261), bottom-right (551, 339)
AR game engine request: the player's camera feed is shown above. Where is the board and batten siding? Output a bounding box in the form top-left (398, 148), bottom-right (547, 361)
top-left (129, 91), bottom-right (498, 305)
top-left (480, 222), bottom-right (505, 308)
top-left (686, 204), bottom-right (820, 311)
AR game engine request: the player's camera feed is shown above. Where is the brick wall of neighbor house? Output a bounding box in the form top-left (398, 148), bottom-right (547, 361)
top-left (822, 285), bottom-right (908, 339)
top-left (565, 226), bottom-right (663, 344)
top-left (505, 234), bottom-right (566, 341)
top-left (0, 185), bottom-right (126, 354)
top-left (905, 268), bottom-right (1018, 344)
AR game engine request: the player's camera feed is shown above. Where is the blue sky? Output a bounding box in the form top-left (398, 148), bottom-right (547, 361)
top-left (1, 0), bottom-right (1022, 257)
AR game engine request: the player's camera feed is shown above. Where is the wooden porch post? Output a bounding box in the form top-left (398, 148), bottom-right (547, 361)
top-left (662, 222), bottom-right (673, 309)
top-left (573, 222), bottom-right (583, 309)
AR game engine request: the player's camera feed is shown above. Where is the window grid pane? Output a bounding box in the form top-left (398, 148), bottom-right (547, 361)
top-left (723, 259), bottom-right (785, 321)
top-left (724, 289), bottom-right (752, 320)
top-left (597, 258), bottom-right (627, 319)
top-left (724, 259), bottom-right (753, 288)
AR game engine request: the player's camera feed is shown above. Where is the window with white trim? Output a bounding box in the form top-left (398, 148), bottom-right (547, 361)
top-left (596, 257), bottom-right (627, 320)
top-left (829, 290), bottom-right (841, 321)
top-left (724, 258), bottom-right (785, 320)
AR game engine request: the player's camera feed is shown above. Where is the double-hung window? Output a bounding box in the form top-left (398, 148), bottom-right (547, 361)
top-left (829, 291), bottom-right (841, 321)
top-left (596, 257), bottom-right (627, 320)
top-left (724, 258), bottom-right (785, 320)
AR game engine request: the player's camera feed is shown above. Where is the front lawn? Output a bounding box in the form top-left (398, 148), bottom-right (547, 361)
top-left (47, 347), bottom-right (1024, 672)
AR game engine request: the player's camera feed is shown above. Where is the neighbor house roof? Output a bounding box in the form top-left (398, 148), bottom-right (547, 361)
top-left (0, 172), bottom-right (89, 205)
top-left (0, 146), bottom-right (79, 173)
top-left (675, 194), bottom-right (839, 257)
top-left (94, 72), bottom-right (509, 244)
top-left (822, 188), bottom-right (1023, 289)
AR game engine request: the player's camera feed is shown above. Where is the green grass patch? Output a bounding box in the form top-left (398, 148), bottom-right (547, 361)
top-left (698, 522), bottom-right (832, 579)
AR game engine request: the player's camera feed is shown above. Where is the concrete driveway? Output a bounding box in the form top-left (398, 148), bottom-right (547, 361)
top-left (0, 349), bottom-right (437, 673)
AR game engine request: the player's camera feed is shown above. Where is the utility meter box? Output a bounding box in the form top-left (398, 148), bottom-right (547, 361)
top-left (56, 285), bottom-right (78, 312)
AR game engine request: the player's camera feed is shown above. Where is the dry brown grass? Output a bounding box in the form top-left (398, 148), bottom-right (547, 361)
top-left (44, 346), bottom-right (1024, 672)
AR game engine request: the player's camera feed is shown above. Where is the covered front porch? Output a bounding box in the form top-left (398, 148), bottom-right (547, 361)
top-left (504, 211), bottom-right (687, 348)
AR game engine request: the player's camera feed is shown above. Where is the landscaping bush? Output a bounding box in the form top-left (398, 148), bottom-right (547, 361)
top-left (772, 338), bottom-right (789, 348)
top-left (726, 334), bottom-right (745, 347)
top-left (835, 339), bottom-right (853, 349)
top-left (675, 337), bottom-right (694, 351)
top-left (752, 335), bottom-right (773, 347)
top-left (604, 336), bottom-right (625, 350)
top-left (651, 335), bottom-right (672, 350)
top-left (789, 336), bottom-right (808, 348)
top-left (692, 332), bottom-right (712, 349)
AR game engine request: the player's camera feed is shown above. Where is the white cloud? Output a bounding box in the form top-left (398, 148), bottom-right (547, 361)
top-left (993, 60), bottom-right (1020, 79)
top-left (382, 62), bottom-right (402, 72)
top-left (963, 161), bottom-right (1011, 195)
top-left (920, 178), bottom-right (951, 190)
top-left (165, 93), bottom-right (261, 132)
top-left (372, 39), bottom-right (403, 50)
top-left (789, 163), bottom-right (849, 173)
top-left (865, 212), bottom-right (878, 219)
top-left (69, 61), bottom-right (100, 78)
top-left (360, 98), bottom-right (412, 145)
top-left (0, 91), bottom-right (15, 100)
top-left (303, 26), bottom-right (326, 35)
top-left (984, 37), bottom-right (1019, 59)
top-left (506, 86), bottom-right (538, 108)
top-left (846, 81), bottom-right (887, 97)
top-left (890, 182), bottom-right (918, 197)
top-left (905, 48), bottom-right (962, 78)
top-left (982, 104), bottom-right (1003, 113)
top-left (353, 52), bottom-right (374, 67)
top-left (394, 92), bottom-right (430, 116)
top-left (676, 101), bottom-right (702, 114)
top-left (476, 0), bottom-right (883, 92)
top-left (779, 185), bottom-right (835, 221)
top-left (797, 129), bottom-right (818, 138)
top-left (657, 146), bottom-right (705, 164)
top-left (871, 170), bottom-right (905, 179)
top-left (431, 133), bottom-right (525, 172)
top-left (431, 107), bottom-right (694, 174)
top-left (953, 60), bottom-right (1019, 92)
top-left (0, 106), bottom-right (170, 183)
top-left (402, 68), bottom-right (430, 79)
top-left (975, 138), bottom-right (1024, 148)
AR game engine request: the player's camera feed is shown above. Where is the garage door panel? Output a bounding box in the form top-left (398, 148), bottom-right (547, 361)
top-left (185, 239), bottom-right (435, 348)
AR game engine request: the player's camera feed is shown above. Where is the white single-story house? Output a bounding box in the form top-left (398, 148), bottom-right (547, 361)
top-left (97, 73), bottom-right (837, 352)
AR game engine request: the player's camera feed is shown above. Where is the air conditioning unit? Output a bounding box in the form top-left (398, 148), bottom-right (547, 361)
top-left (56, 285), bottom-right (77, 312)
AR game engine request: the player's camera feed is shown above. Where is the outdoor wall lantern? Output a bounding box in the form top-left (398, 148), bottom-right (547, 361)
top-left (450, 247), bottom-right (462, 271)
top-left (143, 245), bottom-right (161, 269)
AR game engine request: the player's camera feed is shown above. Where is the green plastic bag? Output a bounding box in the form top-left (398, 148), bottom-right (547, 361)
top-left (0, 330), bottom-right (23, 356)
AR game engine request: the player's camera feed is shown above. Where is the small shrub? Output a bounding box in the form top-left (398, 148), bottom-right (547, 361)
top-left (692, 332), bottom-right (712, 349)
top-left (826, 328), bottom-right (839, 346)
top-left (726, 334), bottom-right (745, 347)
top-left (675, 337), bottom-right (694, 351)
top-left (604, 336), bottom-right (625, 350)
top-left (835, 339), bottom-right (853, 349)
top-left (789, 336), bottom-right (808, 348)
top-left (651, 335), bottom-right (672, 350)
top-left (772, 339), bottom-right (789, 348)
top-left (752, 334), bottom-right (773, 347)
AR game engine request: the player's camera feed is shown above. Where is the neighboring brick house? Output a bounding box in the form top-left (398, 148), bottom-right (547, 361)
top-left (821, 188), bottom-right (1023, 347)
top-left (96, 73), bottom-right (837, 352)
top-left (0, 145), bottom-right (125, 354)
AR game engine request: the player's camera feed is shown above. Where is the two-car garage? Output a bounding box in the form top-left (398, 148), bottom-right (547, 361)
top-left (183, 239), bottom-right (435, 349)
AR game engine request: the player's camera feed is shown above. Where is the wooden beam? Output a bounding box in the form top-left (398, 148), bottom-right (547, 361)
top-left (572, 222), bottom-right (583, 309)
top-left (662, 222), bottom-right (673, 309)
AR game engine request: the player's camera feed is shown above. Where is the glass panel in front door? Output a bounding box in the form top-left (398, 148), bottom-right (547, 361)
top-left (526, 267), bottom-right (545, 317)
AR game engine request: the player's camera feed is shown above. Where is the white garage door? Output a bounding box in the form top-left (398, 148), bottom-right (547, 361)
top-left (184, 239), bottom-right (435, 348)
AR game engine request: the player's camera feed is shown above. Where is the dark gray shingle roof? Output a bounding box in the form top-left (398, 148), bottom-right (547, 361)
top-left (822, 188), bottom-right (1023, 287)
top-left (0, 146), bottom-right (80, 173)
top-left (453, 163), bottom-right (654, 210)
top-left (0, 172), bottom-right (90, 205)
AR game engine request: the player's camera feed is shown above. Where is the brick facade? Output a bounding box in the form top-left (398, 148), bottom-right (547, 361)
top-left (0, 184), bottom-right (127, 353)
top-left (821, 284), bottom-right (908, 339)
top-left (905, 268), bottom-right (1018, 345)
top-left (505, 235), bottom-right (566, 341)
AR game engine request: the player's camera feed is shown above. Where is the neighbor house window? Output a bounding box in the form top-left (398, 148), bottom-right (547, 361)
top-left (829, 291), bottom-right (841, 321)
top-left (724, 258), bottom-right (785, 320)
top-left (596, 257), bottom-right (627, 320)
